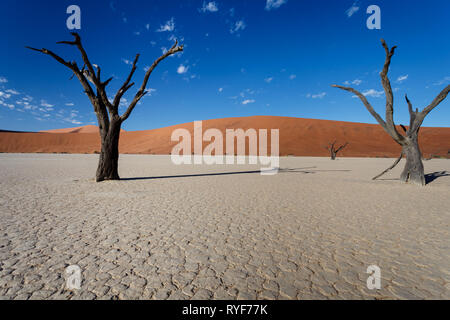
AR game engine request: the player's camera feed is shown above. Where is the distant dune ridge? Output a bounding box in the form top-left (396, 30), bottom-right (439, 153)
top-left (0, 116), bottom-right (449, 158)
top-left (40, 125), bottom-right (126, 134)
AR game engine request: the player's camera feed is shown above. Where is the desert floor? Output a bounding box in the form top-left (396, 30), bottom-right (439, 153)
top-left (0, 154), bottom-right (449, 300)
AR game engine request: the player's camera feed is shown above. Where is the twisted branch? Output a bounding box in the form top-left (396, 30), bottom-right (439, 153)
top-left (121, 40), bottom-right (183, 122)
top-left (332, 39), bottom-right (405, 146)
top-left (372, 152), bottom-right (403, 180)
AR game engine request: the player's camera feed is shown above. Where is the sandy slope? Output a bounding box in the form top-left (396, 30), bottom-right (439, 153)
top-left (1, 116), bottom-right (450, 158)
top-left (0, 154), bottom-right (449, 300)
top-left (40, 125), bottom-right (126, 134)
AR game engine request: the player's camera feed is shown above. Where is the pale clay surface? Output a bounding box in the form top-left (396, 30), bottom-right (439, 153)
top-left (0, 154), bottom-right (449, 300)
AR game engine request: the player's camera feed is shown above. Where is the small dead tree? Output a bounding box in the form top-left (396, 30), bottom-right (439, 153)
top-left (325, 141), bottom-right (348, 160)
top-left (27, 33), bottom-right (183, 182)
top-left (332, 39), bottom-right (450, 186)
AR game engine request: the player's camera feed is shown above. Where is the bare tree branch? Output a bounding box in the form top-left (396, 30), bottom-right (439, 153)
top-left (399, 124), bottom-right (408, 133)
top-left (56, 33), bottom-right (115, 114)
top-left (405, 94), bottom-right (413, 115)
top-left (331, 85), bottom-right (388, 130)
top-left (57, 33), bottom-right (99, 86)
top-left (412, 84), bottom-right (450, 132)
top-left (372, 152), bottom-right (403, 180)
top-left (26, 46), bottom-right (97, 107)
top-left (121, 40), bottom-right (183, 122)
top-left (325, 141), bottom-right (336, 150)
top-left (421, 84), bottom-right (450, 116)
top-left (103, 77), bottom-right (113, 87)
top-left (335, 142), bottom-right (349, 153)
top-left (113, 54), bottom-right (140, 109)
top-left (332, 40), bottom-right (406, 146)
top-left (379, 39), bottom-right (405, 144)
top-left (404, 94), bottom-right (417, 130)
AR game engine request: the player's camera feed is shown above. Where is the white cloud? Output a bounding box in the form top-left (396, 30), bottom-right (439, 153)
top-left (346, 1), bottom-right (360, 17)
top-left (397, 75), bottom-right (408, 83)
top-left (177, 65), bottom-right (188, 74)
top-left (230, 20), bottom-right (246, 34)
top-left (289, 74), bottom-right (296, 80)
top-left (344, 79), bottom-right (362, 86)
top-left (122, 58), bottom-right (132, 65)
top-left (156, 17), bottom-right (175, 32)
top-left (264, 77), bottom-right (273, 83)
top-left (0, 91), bottom-right (11, 99)
top-left (242, 99), bottom-right (255, 105)
top-left (362, 89), bottom-right (384, 98)
top-left (5, 89), bottom-right (19, 95)
top-left (119, 98), bottom-right (129, 108)
top-left (23, 104), bottom-right (37, 110)
top-left (146, 24), bottom-right (150, 30)
top-left (0, 76), bottom-right (7, 83)
top-left (0, 100), bottom-right (14, 109)
top-left (40, 100), bottom-right (54, 108)
top-left (67, 119), bottom-right (82, 125)
top-left (218, 87), bottom-right (223, 93)
top-left (65, 103), bottom-right (74, 106)
top-left (200, 2), bottom-right (218, 13)
top-left (307, 92), bottom-right (327, 99)
top-left (146, 88), bottom-right (157, 96)
top-left (433, 76), bottom-right (450, 86)
top-left (265, 0), bottom-right (287, 11)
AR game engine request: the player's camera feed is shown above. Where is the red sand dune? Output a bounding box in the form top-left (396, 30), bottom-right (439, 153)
top-left (1, 116), bottom-right (449, 158)
top-left (40, 124), bottom-right (126, 134)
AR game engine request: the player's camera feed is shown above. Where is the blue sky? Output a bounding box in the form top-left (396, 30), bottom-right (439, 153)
top-left (1, 0), bottom-right (449, 131)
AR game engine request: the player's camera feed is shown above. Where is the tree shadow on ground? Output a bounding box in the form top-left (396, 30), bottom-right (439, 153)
top-left (120, 167), bottom-right (351, 181)
top-left (425, 171), bottom-right (450, 184)
top-left (374, 171), bottom-right (449, 184)
top-left (278, 167), bottom-right (351, 174)
top-left (121, 170), bottom-right (262, 181)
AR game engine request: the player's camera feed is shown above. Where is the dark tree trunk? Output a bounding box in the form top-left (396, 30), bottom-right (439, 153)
top-left (27, 33), bottom-right (184, 182)
top-left (326, 141), bottom-right (347, 160)
top-left (330, 151), bottom-right (336, 160)
top-left (400, 135), bottom-right (425, 186)
top-left (332, 39), bottom-right (449, 186)
top-left (96, 119), bottom-right (121, 182)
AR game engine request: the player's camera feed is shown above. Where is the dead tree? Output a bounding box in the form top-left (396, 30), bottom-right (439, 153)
top-left (332, 39), bottom-right (450, 186)
top-left (27, 33), bottom-right (183, 182)
top-left (325, 141), bottom-right (348, 160)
